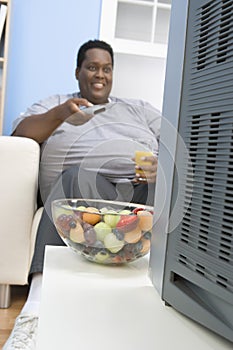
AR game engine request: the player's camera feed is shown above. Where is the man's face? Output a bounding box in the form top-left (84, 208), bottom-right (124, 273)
top-left (76, 48), bottom-right (113, 105)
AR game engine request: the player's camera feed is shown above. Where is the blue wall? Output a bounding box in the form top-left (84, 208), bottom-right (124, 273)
top-left (3, 0), bottom-right (102, 135)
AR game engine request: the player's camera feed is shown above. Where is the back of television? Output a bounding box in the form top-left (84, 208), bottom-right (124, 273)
top-left (149, 0), bottom-right (233, 343)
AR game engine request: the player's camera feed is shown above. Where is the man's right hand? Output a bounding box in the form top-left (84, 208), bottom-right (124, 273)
top-left (60, 98), bottom-right (93, 125)
top-left (12, 97), bottom-right (94, 143)
top-left (64, 98), bottom-right (94, 126)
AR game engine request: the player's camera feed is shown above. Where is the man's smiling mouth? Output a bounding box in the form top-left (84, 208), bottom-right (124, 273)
top-left (92, 82), bottom-right (105, 89)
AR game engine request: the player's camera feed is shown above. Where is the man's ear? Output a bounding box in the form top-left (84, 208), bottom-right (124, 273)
top-left (75, 68), bottom-right (79, 80)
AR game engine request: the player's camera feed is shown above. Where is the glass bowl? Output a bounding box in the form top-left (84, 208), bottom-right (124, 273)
top-left (52, 199), bottom-right (154, 264)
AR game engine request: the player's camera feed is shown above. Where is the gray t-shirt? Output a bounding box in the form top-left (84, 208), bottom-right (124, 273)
top-left (12, 92), bottom-right (161, 200)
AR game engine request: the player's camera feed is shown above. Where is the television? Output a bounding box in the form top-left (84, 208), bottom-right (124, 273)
top-left (149, 0), bottom-right (233, 343)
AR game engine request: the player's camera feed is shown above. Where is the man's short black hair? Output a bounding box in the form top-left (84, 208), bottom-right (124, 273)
top-left (76, 39), bottom-right (114, 68)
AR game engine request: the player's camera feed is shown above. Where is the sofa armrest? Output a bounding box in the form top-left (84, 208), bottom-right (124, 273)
top-left (0, 136), bottom-right (40, 285)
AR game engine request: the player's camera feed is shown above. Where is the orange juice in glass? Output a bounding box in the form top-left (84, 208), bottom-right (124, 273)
top-left (134, 139), bottom-right (157, 179)
top-left (135, 150), bottom-right (153, 176)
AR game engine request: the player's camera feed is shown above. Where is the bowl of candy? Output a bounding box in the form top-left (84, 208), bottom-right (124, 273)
top-left (52, 199), bottom-right (154, 264)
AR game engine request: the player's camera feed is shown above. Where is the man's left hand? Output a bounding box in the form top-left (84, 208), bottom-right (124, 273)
top-left (132, 155), bottom-right (158, 184)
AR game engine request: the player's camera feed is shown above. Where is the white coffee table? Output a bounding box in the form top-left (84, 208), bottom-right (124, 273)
top-left (36, 246), bottom-right (233, 350)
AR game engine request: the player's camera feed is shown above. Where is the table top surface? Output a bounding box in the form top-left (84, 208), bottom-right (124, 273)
top-left (36, 246), bottom-right (233, 350)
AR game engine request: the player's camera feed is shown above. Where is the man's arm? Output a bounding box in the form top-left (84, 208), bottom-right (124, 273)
top-left (13, 98), bottom-right (92, 144)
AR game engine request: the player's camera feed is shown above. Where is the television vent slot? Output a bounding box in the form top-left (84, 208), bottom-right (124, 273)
top-left (216, 274), bottom-right (229, 288)
top-left (178, 254), bottom-right (187, 265)
top-left (195, 263), bottom-right (206, 276)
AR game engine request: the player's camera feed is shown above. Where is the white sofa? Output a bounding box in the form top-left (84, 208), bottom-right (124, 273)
top-left (0, 136), bottom-right (43, 308)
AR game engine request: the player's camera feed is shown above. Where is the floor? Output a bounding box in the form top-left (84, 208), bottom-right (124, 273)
top-left (0, 285), bottom-right (28, 349)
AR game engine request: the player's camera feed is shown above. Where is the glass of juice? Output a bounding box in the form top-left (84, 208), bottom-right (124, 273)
top-left (134, 139), bottom-right (158, 180)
